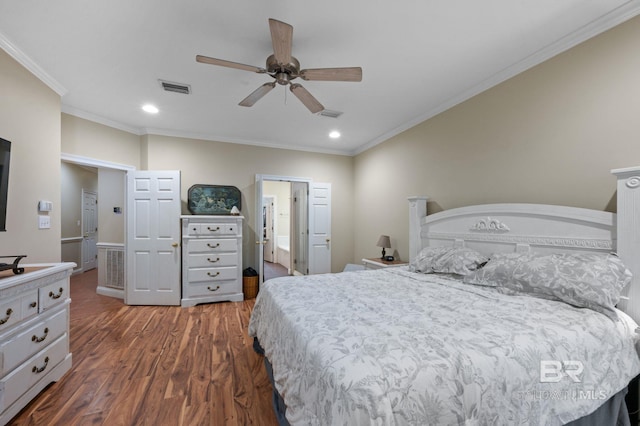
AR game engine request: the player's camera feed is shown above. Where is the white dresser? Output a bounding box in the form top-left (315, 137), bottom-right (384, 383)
top-left (0, 263), bottom-right (74, 425)
top-left (181, 215), bottom-right (244, 307)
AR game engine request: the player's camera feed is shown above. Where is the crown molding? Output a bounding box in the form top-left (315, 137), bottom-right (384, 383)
top-left (0, 30), bottom-right (67, 96)
top-left (61, 105), bottom-right (143, 136)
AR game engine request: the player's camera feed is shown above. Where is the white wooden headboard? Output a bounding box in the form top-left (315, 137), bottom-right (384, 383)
top-left (408, 165), bottom-right (640, 324)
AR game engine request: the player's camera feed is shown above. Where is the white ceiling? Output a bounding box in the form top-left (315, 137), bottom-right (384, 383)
top-left (1, 1), bottom-right (639, 156)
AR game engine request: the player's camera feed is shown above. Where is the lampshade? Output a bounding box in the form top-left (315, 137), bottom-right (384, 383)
top-left (376, 235), bottom-right (391, 249)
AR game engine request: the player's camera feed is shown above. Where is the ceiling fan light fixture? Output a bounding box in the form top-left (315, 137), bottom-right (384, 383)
top-left (275, 72), bottom-right (291, 85)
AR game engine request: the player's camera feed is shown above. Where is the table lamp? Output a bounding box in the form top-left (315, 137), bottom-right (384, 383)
top-left (376, 235), bottom-right (391, 259)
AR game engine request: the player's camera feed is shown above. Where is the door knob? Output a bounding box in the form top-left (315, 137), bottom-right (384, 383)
top-left (172, 242), bottom-right (179, 247)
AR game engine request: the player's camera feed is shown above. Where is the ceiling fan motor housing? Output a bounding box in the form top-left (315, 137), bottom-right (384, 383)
top-left (267, 54), bottom-right (300, 85)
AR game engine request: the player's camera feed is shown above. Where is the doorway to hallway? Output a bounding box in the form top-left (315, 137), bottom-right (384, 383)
top-left (255, 175), bottom-right (331, 285)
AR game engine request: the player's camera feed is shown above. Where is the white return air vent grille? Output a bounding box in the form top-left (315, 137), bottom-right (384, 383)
top-left (159, 80), bottom-right (191, 95)
top-left (98, 244), bottom-right (125, 290)
top-left (105, 248), bottom-right (124, 289)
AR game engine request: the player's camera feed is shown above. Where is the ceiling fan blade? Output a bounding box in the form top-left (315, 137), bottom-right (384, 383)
top-left (300, 67), bottom-right (362, 82)
top-left (239, 82), bottom-right (276, 107)
top-left (290, 83), bottom-right (324, 114)
top-left (196, 55), bottom-right (266, 73)
top-left (269, 18), bottom-right (293, 65)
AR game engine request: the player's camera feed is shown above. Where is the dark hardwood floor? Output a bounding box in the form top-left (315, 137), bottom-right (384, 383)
top-left (263, 262), bottom-right (289, 281)
top-left (8, 269), bottom-right (278, 426)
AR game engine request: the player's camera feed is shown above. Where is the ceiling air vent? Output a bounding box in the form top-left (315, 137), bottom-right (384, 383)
top-left (159, 80), bottom-right (191, 94)
top-left (318, 109), bottom-right (343, 119)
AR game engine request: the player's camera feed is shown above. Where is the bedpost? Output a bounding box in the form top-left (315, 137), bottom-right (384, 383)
top-left (408, 196), bottom-right (429, 263)
top-left (612, 166), bottom-right (640, 323)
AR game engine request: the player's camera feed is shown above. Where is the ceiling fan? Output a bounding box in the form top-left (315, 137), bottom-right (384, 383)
top-left (196, 18), bottom-right (362, 114)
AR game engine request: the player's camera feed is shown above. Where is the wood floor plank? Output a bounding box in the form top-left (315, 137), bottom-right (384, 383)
top-left (7, 269), bottom-right (278, 426)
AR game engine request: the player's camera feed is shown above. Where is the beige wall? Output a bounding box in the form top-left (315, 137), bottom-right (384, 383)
top-left (353, 16), bottom-right (640, 263)
top-left (61, 162), bottom-right (98, 239)
top-left (98, 168), bottom-right (126, 244)
top-left (62, 113), bottom-right (141, 168)
top-left (144, 134), bottom-right (354, 272)
top-left (0, 49), bottom-right (62, 262)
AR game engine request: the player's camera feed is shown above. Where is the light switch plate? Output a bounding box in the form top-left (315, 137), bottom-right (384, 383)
top-left (38, 215), bottom-right (51, 229)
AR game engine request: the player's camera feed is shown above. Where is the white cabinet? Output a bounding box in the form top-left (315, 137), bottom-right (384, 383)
top-left (181, 216), bottom-right (244, 307)
top-left (0, 263), bottom-right (74, 425)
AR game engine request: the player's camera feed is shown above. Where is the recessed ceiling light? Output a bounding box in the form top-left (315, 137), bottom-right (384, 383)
top-left (142, 104), bottom-right (159, 114)
top-left (329, 131), bottom-right (341, 139)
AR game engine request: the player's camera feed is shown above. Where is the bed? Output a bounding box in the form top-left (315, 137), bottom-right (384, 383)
top-left (248, 166), bottom-right (640, 425)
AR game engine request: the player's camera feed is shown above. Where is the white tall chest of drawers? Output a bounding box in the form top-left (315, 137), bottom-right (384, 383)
top-left (181, 215), bottom-right (244, 307)
top-left (0, 263), bottom-right (74, 425)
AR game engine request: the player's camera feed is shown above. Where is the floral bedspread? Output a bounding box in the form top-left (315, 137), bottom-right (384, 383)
top-left (248, 267), bottom-right (640, 425)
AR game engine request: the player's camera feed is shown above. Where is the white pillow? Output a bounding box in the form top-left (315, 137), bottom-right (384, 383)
top-left (463, 252), bottom-right (632, 318)
top-left (411, 246), bottom-right (488, 275)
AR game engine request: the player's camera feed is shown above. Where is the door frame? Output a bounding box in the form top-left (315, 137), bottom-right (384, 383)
top-left (255, 175), bottom-right (312, 285)
top-left (61, 153), bottom-right (134, 293)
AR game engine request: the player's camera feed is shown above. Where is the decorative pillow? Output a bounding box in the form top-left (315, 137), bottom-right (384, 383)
top-left (463, 252), bottom-right (632, 318)
top-left (410, 246), bottom-right (488, 275)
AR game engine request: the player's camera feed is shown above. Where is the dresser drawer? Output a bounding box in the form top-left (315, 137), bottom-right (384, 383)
top-left (21, 290), bottom-right (39, 321)
top-left (185, 223), bottom-right (239, 236)
top-left (187, 252), bottom-right (238, 268)
top-left (184, 279), bottom-right (240, 298)
top-left (0, 308), bottom-right (67, 376)
top-left (0, 290), bottom-right (39, 334)
top-left (187, 239), bottom-right (238, 253)
top-left (188, 266), bottom-right (238, 283)
top-left (0, 297), bottom-right (22, 333)
top-left (0, 333), bottom-right (69, 412)
top-left (39, 279), bottom-right (69, 312)
top-left (198, 223), bottom-right (239, 236)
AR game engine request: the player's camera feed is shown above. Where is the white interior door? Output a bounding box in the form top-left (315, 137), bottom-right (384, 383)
top-left (292, 182), bottom-right (308, 275)
top-left (82, 190), bottom-right (98, 271)
top-left (309, 183), bottom-right (331, 274)
top-left (263, 196), bottom-right (275, 263)
top-left (126, 170), bottom-right (181, 305)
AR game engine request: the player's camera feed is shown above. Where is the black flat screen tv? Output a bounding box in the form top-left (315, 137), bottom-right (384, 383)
top-left (0, 138), bottom-right (11, 232)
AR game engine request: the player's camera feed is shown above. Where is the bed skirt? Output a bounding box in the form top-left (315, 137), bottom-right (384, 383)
top-left (253, 337), bottom-right (634, 426)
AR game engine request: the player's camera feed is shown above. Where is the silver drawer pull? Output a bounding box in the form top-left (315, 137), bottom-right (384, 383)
top-left (207, 257), bottom-right (220, 263)
top-left (207, 243), bottom-right (220, 249)
top-left (207, 285), bottom-right (220, 292)
top-left (49, 287), bottom-right (64, 299)
top-left (207, 226), bottom-right (220, 232)
top-left (207, 271), bottom-right (220, 277)
top-left (32, 356), bottom-right (50, 374)
top-left (0, 308), bottom-right (13, 325)
top-left (32, 327), bottom-right (49, 343)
